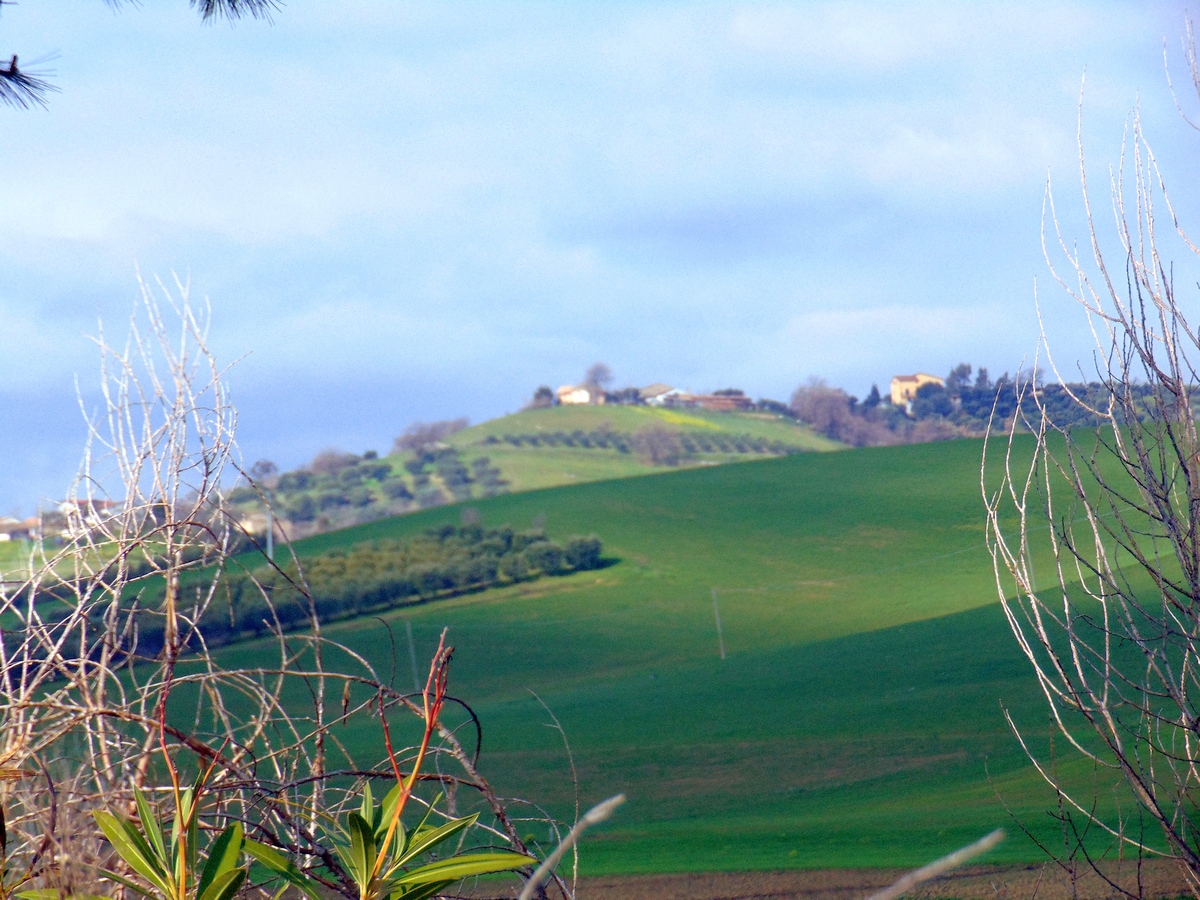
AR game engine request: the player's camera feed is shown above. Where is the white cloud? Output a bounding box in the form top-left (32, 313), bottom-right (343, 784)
top-left (724, 2), bottom-right (1121, 73)
top-left (0, 0), bottom-right (1195, 509)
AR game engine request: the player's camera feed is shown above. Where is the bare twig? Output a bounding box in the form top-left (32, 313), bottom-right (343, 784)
top-left (986, 18), bottom-right (1200, 894)
top-left (517, 794), bottom-right (625, 900)
top-left (0, 275), bottom-right (550, 899)
top-left (863, 829), bottom-right (1005, 900)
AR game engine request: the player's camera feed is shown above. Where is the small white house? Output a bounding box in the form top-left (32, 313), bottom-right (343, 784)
top-left (57, 499), bottom-right (119, 540)
top-left (642, 385), bottom-right (689, 407)
top-left (638, 383), bottom-right (673, 404)
top-left (557, 385), bottom-right (599, 405)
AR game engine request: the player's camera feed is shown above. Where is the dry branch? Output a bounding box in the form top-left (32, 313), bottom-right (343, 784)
top-left (987, 25), bottom-right (1200, 895)
top-left (0, 276), bottom-right (552, 899)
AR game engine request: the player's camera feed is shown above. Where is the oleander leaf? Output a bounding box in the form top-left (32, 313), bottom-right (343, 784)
top-left (93, 811), bottom-right (172, 896)
top-left (389, 881), bottom-right (452, 900)
top-left (391, 851), bottom-right (534, 886)
top-left (197, 865), bottom-right (245, 900)
top-left (393, 814), bottom-right (477, 870)
top-left (243, 839), bottom-right (322, 900)
top-left (197, 823), bottom-right (243, 900)
top-left (133, 789), bottom-right (167, 868)
top-left (346, 813), bottom-right (377, 889)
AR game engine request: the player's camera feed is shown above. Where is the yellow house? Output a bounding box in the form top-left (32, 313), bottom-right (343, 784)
top-left (890, 372), bottom-right (944, 405)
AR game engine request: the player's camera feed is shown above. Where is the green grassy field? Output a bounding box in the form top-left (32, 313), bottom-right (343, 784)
top-left (448, 404), bottom-right (839, 448)
top-left (0, 539), bottom-right (32, 580)
top-left (438, 405), bottom-right (841, 494)
top-left (224, 405), bottom-right (842, 534)
top-left (216, 434), bottom-right (1124, 875)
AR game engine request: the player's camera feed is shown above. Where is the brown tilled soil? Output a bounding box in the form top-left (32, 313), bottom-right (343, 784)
top-left (466, 861), bottom-right (1192, 899)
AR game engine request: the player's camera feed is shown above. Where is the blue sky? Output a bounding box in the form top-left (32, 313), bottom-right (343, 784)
top-left (1, 1), bottom-right (1196, 512)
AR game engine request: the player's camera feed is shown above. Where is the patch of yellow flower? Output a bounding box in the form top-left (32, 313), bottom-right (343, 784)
top-left (649, 409), bottom-right (721, 429)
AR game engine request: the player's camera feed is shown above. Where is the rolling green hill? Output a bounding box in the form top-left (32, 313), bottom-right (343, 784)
top-left (212, 435), bottom-right (1113, 874)
top-left (225, 406), bottom-right (843, 538)
top-left (444, 405), bottom-right (839, 493)
top-left (452, 403), bottom-right (838, 446)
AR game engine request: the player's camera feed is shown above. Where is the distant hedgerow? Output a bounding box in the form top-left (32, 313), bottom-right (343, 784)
top-left (120, 523), bottom-right (607, 655)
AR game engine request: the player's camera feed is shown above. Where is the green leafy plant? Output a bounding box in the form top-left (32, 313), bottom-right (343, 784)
top-left (249, 783), bottom-right (532, 900)
top-left (92, 782), bottom-right (245, 900)
top-left (247, 633), bottom-right (534, 900)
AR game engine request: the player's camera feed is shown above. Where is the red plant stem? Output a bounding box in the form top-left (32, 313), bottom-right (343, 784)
top-left (157, 677), bottom-right (180, 798)
top-left (371, 632), bottom-right (451, 890)
top-left (379, 693), bottom-right (404, 786)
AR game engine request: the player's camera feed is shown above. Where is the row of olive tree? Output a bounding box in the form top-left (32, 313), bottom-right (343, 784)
top-left (122, 524), bottom-right (605, 653)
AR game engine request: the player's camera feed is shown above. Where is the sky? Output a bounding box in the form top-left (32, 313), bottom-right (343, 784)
top-left (1, 0), bottom-right (1198, 512)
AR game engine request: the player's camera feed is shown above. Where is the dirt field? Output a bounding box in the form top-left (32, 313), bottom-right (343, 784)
top-left (573, 863), bottom-right (1190, 899)
top-left (468, 861), bottom-right (1192, 899)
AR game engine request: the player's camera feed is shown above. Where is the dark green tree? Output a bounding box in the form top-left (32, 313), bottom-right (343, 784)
top-left (911, 381), bottom-right (952, 419)
top-left (528, 385), bottom-right (555, 408)
top-left (945, 363), bottom-right (973, 395)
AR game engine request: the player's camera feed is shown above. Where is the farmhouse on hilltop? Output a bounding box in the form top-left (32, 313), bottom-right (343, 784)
top-left (0, 517), bottom-right (39, 542)
top-left (57, 498), bottom-right (121, 540)
top-left (556, 384), bottom-right (603, 405)
top-left (687, 393), bottom-right (755, 412)
top-left (890, 373), bottom-right (944, 406)
top-left (551, 381), bottom-right (756, 411)
top-left (639, 383), bottom-right (681, 405)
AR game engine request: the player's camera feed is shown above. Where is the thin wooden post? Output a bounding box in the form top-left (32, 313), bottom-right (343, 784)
top-left (712, 588), bottom-right (726, 661)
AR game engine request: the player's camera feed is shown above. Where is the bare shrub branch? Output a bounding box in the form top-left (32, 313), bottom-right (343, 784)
top-left (0, 275), bottom-right (550, 898)
top-left (987, 33), bottom-right (1200, 894)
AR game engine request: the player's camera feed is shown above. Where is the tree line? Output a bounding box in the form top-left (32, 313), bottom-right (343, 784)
top-left (789, 364), bottom-right (1177, 448)
top-left (193, 522), bottom-right (603, 651)
top-left (18, 521), bottom-right (605, 661)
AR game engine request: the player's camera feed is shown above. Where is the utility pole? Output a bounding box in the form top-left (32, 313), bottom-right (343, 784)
top-left (711, 588), bottom-right (726, 661)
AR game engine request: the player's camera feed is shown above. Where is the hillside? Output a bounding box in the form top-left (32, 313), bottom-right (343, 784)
top-left (444, 404), bottom-right (840, 492)
top-left (228, 405), bottom-right (841, 537)
top-left (214, 436), bottom-right (1108, 874)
